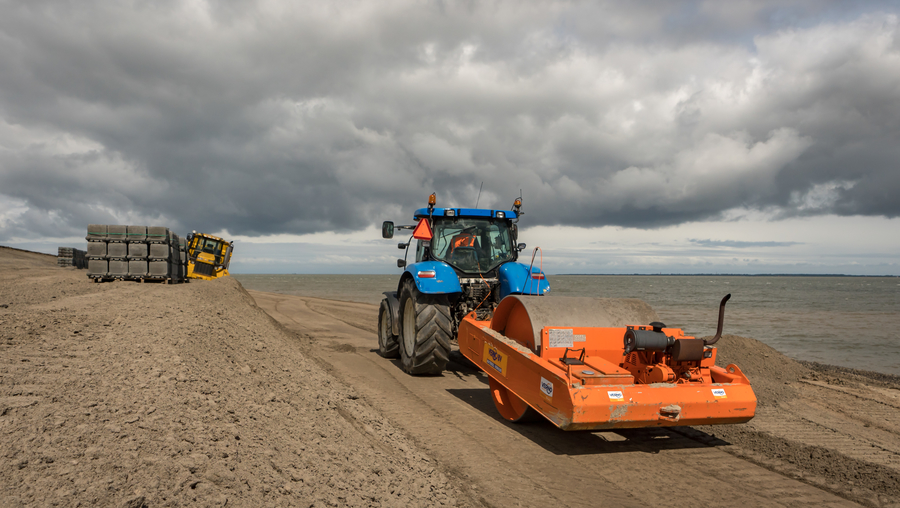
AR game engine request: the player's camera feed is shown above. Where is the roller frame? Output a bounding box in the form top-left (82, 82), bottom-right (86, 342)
top-left (459, 296), bottom-right (757, 430)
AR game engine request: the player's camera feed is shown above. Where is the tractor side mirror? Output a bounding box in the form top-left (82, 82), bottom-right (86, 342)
top-left (398, 242), bottom-right (408, 249)
top-left (517, 243), bottom-right (526, 252)
top-left (397, 259), bottom-right (407, 268)
top-left (382, 221), bottom-right (394, 239)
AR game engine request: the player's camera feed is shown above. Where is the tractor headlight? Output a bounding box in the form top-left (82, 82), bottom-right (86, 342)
top-left (496, 211), bottom-right (505, 218)
top-left (445, 209), bottom-right (455, 216)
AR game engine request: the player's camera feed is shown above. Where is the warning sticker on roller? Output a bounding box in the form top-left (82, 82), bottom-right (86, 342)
top-left (573, 334), bottom-right (586, 342)
top-left (608, 391), bottom-right (625, 401)
top-left (539, 377), bottom-right (553, 402)
top-left (548, 328), bottom-right (574, 348)
top-left (711, 388), bottom-right (727, 398)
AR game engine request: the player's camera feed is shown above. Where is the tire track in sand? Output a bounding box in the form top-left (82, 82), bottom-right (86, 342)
top-left (251, 291), bottom-right (863, 508)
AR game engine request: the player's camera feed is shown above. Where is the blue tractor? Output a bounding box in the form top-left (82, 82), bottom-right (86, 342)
top-left (379, 194), bottom-right (550, 375)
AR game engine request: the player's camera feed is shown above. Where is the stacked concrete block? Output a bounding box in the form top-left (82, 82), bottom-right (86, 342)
top-left (146, 226), bottom-right (171, 281)
top-left (86, 224), bottom-right (107, 241)
top-left (166, 232), bottom-right (183, 281)
top-left (128, 259), bottom-right (149, 277)
top-left (57, 247), bottom-right (86, 268)
top-left (86, 224), bottom-right (108, 279)
top-left (126, 226), bottom-right (148, 276)
top-left (75, 249), bottom-right (86, 268)
top-left (107, 242), bottom-right (128, 259)
top-left (86, 224), bottom-right (185, 283)
top-left (170, 234), bottom-right (179, 281)
top-left (126, 225), bottom-right (146, 243)
top-left (103, 225), bottom-right (128, 279)
top-left (148, 243), bottom-right (170, 260)
top-left (148, 230), bottom-right (173, 279)
top-left (127, 242), bottom-right (148, 259)
top-left (107, 225), bottom-right (127, 243)
top-left (108, 258), bottom-right (129, 277)
top-left (127, 227), bottom-right (149, 278)
top-left (178, 237), bottom-right (188, 281)
top-left (57, 247), bottom-right (74, 267)
top-left (87, 258), bottom-right (108, 277)
top-left (148, 260), bottom-right (170, 278)
top-left (87, 241), bottom-right (107, 257)
top-left (147, 226), bottom-right (169, 244)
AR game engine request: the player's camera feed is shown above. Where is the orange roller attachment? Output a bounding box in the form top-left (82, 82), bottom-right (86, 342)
top-left (489, 377), bottom-right (538, 422)
top-left (459, 295), bottom-right (757, 430)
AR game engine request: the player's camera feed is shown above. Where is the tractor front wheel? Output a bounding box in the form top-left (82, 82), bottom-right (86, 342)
top-left (399, 280), bottom-right (451, 375)
top-left (377, 299), bottom-right (399, 358)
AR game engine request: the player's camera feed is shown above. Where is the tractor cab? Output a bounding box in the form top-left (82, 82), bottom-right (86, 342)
top-left (414, 213), bottom-right (518, 275)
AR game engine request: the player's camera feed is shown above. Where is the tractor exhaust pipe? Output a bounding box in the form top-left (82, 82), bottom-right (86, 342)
top-left (704, 294), bottom-right (731, 346)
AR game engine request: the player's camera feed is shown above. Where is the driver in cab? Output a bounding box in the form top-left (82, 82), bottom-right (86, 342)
top-left (450, 229), bottom-right (477, 253)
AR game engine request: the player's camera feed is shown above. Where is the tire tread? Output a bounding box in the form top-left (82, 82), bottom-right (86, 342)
top-left (400, 281), bottom-right (452, 375)
top-left (378, 300), bottom-right (400, 358)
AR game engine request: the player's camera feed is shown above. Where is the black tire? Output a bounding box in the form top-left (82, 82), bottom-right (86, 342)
top-left (399, 279), bottom-right (452, 375)
top-left (377, 299), bottom-right (400, 358)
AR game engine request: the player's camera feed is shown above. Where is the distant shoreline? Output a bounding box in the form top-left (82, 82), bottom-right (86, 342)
top-left (553, 273), bottom-right (900, 277)
top-left (233, 272), bottom-right (900, 277)
top-left (2, 244), bottom-right (897, 277)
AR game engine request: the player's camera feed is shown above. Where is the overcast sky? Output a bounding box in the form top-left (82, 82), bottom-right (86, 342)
top-left (1, 0), bottom-right (899, 274)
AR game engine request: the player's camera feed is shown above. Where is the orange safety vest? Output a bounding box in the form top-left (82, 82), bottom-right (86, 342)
top-left (450, 233), bottom-right (476, 253)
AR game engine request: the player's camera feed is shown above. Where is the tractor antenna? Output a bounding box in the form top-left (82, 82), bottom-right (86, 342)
top-left (475, 181), bottom-right (484, 208)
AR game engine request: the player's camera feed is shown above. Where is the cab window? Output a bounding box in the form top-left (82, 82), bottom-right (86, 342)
top-left (416, 240), bottom-right (425, 263)
top-left (430, 218), bottom-right (514, 273)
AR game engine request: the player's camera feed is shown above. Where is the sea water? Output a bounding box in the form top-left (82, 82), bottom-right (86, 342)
top-left (234, 274), bottom-right (900, 375)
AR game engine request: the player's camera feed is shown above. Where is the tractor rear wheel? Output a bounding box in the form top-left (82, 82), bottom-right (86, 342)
top-left (377, 299), bottom-right (399, 358)
top-left (399, 280), bottom-right (451, 375)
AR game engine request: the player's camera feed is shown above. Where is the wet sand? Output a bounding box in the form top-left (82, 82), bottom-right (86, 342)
top-left (2, 246), bottom-right (899, 507)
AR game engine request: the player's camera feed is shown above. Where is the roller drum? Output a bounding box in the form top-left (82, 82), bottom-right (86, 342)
top-left (490, 296), bottom-right (659, 352)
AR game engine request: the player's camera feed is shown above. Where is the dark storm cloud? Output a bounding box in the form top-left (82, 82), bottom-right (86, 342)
top-left (1, 0), bottom-right (899, 240)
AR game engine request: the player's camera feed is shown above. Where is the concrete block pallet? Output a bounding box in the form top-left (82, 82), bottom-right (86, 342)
top-left (58, 247), bottom-right (86, 269)
top-left (86, 224), bottom-right (187, 284)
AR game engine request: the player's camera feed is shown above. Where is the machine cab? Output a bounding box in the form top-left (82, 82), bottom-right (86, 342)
top-left (422, 215), bottom-right (517, 275)
top-left (186, 232), bottom-right (233, 279)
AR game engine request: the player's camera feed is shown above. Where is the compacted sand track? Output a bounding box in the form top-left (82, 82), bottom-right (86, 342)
top-left (2, 246), bottom-right (899, 507)
top-left (251, 292), bottom-right (900, 508)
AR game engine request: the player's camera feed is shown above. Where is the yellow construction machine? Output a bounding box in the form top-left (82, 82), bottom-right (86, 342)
top-left (186, 232), bottom-right (233, 280)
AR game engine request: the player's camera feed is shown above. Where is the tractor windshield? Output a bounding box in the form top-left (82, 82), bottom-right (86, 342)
top-left (430, 218), bottom-right (515, 273)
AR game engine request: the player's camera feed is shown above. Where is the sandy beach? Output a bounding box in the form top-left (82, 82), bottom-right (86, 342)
top-left (2, 246), bottom-right (899, 507)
